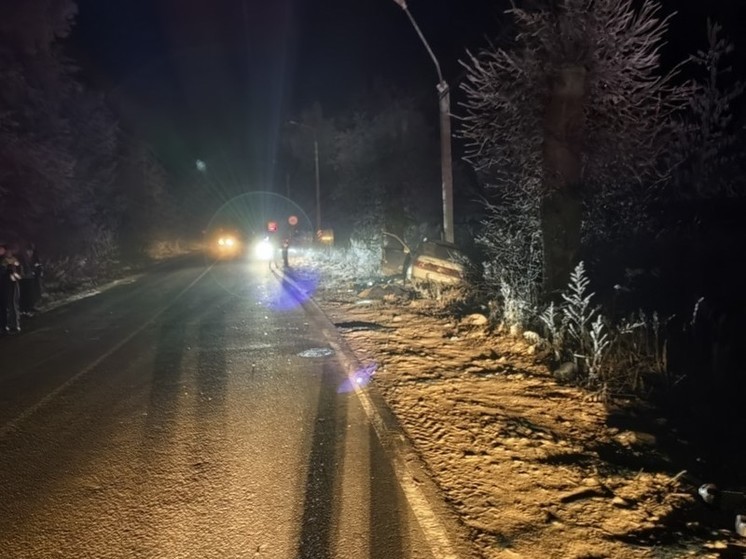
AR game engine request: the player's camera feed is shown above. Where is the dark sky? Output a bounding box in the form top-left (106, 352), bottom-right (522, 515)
top-left (69, 0), bottom-right (746, 191)
top-left (70, 0), bottom-right (503, 190)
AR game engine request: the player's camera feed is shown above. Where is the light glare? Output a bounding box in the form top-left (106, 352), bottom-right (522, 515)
top-left (255, 239), bottom-right (274, 260)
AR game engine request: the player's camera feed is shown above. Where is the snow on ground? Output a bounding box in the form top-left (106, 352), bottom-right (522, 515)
top-left (290, 254), bottom-right (744, 559)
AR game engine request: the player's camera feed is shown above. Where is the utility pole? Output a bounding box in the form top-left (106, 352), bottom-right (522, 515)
top-left (313, 135), bottom-right (321, 233)
top-left (391, 0), bottom-right (454, 243)
top-left (288, 121), bottom-right (321, 233)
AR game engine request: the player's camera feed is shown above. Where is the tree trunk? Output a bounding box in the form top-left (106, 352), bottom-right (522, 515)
top-left (541, 65), bottom-right (586, 297)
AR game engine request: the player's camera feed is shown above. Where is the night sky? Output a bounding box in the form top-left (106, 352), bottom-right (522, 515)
top-left (69, 0), bottom-right (746, 192)
top-left (69, 0), bottom-right (504, 191)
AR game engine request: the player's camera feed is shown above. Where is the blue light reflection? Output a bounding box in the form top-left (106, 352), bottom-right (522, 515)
top-left (337, 363), bottom-right (377, 394)
top-left (269, 267), bottom-right (320, 311)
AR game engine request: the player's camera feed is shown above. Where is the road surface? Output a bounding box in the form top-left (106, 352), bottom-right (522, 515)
top-left (0, 257), bottom-right (436, 559)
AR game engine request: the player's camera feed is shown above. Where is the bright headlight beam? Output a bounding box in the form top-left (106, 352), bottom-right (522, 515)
top-left (255, 239), bottom-right (274, 260)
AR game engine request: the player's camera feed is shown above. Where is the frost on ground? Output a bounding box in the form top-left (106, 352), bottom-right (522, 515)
top-left (288, 256), bottom-right (745, 559)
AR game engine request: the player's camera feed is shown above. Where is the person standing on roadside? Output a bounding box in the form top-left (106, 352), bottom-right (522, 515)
top-left (0, 244), bottom-right (6, 332)
top-left (0, 244), bottom-right (22, 334)
top-left (19, 242), bottom-right (35, 316)
top-left (281, 238), bottom-right (290, 268)
top-left (29, 243), bottom-right (43, 311)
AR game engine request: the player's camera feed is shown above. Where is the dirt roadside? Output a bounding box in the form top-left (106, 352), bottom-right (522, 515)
top-left (310, 281), bottom-right (746, 559)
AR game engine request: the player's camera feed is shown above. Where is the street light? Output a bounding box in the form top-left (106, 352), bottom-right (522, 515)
top-left (391, 0), bottom-right (454, 243)
top-left (288, 120), bottom-right (321, 234)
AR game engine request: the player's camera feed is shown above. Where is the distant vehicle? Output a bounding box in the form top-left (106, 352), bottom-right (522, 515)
top-left (382, 232), bottom-right (466, 285)
top-left (207, 228), bottom-right (244, 260)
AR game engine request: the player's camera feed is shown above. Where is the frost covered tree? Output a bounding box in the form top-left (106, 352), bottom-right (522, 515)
top-left (460, 0), bottom-right (686, 299)
top-left (670, 21), bottom-right (745, 199)
top-left (0, 0), bottom-right (180, 262)
top-left (115, 141), bottom-right (176, 255)
top-left (0, 0), bottom-right (77, 55)
top-left (0, 0), bottom-right (79, 242)
top-left (331, 91), bottom-right (440, 245)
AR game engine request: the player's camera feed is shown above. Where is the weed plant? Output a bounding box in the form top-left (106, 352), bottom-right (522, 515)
top-left (536, 262), bottom-right (669, 395)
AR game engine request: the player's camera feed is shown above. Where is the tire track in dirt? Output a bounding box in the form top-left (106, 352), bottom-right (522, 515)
top-left (315, 287), bottom-right (735, 559)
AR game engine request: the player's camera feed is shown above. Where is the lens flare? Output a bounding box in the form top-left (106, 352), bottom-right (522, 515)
top-left (266, 266), bottom-right (320, 311)
top-left (255, 238), bottom-right (274, 260)
top-left (337, 363), bottom-right (377, 393)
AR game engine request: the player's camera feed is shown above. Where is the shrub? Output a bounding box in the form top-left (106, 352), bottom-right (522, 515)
top-left (539, 261), bottom-right (669, 395)
top-left (307, 237), bottom-right (381, 286)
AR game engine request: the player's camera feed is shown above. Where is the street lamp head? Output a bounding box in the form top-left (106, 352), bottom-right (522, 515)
top-left (287, 120), bottom-right (315, 134)
top-left (392, 0), bottom-right (408, 9)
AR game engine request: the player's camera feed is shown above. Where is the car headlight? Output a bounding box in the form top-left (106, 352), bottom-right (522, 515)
top-left (254, 239), bottom-right (274, 260)
top-left (217, 236), bottom-right (237, 248)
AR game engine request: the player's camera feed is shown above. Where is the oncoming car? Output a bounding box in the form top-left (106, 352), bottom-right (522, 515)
top-left (207, 229), bottom-right (244, 260)
top-left (253, 236), bottom-right (276, 260)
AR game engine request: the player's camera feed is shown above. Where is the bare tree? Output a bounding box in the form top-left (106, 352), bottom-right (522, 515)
top-left (460, 0), bottom-right (687, 298)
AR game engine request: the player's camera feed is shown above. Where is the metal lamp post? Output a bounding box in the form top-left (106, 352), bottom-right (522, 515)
top-left (288, 120), bottom-right (321, 234)
top-left (391, 0), bottom-right (454, 243)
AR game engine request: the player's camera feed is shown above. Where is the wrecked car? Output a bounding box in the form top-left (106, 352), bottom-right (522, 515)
top-left (382, 232), bottom-right (466, 285)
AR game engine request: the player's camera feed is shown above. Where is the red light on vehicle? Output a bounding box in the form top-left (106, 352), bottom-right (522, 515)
top-left (267, 221), bottom-right (278, 232)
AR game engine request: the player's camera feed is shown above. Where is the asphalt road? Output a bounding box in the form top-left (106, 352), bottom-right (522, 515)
top-left (0, 256), bottom-right (435, 559)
